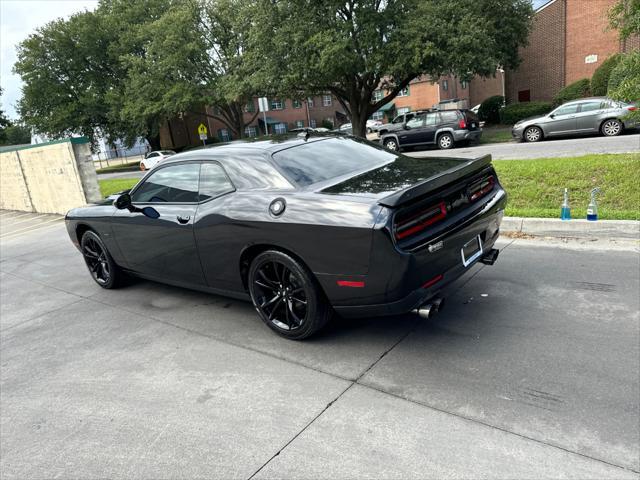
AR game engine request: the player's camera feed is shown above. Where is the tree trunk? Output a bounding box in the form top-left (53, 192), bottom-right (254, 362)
top-left (349, 97), bottom-right (370, 138)
top-left (146, 134), bottom-right (161, 151)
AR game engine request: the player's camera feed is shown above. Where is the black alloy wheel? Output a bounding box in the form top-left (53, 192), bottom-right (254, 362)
top-left (81, 230), bottom-right (121, 289)
top-left (248, 250), bottom-right (331, 339)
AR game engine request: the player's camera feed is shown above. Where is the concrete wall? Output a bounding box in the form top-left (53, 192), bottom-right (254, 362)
top-left (0, 138), bottom-right (101, 215)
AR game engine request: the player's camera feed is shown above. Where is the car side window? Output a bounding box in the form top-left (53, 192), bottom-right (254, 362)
top-left (146, 152), bottom-right (158, 158)
top-left (579, 101), bottom-right (602, 113)
top-left (406, 114), bottom-right (425, 129)
top-left (438, 111), bottom-right (459, 123)
top-left (553, 104), bottom-right (579, 116)
top-left (425, 113), bottom-right (438, 126)
top-left (199, 162), bottom-right (235, 201)
top-left (131, 163), bottom-right (200, 203)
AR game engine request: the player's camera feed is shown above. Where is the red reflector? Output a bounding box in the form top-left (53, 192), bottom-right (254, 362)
top-left (628, 106), bottom-right (638, 111)
top-left (469, 176), bottom-right (495, 202)
top-left (337, 280), bottom-right (365, 288)
top-left (422, 274), bottom-right (443, 289)
top-left (458, 119), bottom-right (467, 129)
top-left (395, 201), bottom-right (447, 240)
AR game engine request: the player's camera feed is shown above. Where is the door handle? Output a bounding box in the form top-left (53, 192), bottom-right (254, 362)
top-left (177, 215), bottom-right (191, 224)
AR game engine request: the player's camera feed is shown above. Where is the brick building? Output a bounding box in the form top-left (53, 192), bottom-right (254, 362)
top-left (160, 79), bottom-right (441, 149)
top-left (442, 0), bottom-right (639, 107)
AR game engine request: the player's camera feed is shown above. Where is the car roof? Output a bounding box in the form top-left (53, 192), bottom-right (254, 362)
top-left (562, 96), bottom-right (609, 105)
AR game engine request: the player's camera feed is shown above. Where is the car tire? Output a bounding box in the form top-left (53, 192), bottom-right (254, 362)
top-left (383, 138), bottom-right (399, 151)
top-left (437, 132), bottom-right (454, 149)
top-left (601, 119), bottom-right (623, 137)
top-left (523, 126), bottom-right (543, 142)
top-left (80, 230), bottom-right (123, 289)
top-left (248, 250), bottom-right (331, 340)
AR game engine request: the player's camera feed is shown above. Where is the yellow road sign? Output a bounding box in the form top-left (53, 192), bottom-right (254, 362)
top-left (197, 123), bottom-right (208, 135)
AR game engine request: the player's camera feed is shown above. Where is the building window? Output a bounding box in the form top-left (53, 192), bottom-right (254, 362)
top-left (274, 122), bottom-right (287, 134)
top-left (396, 106), bottom-right (411, 115)
top-left (442, 80), bottom-right (448, 91)
top-left (397, 86), bottom-right (410, 97)
top-left (271, 99), bottom-right (284, 110)
top-left (371, 111), bottom-right (384, 121)
top-left (295, 120), bottom-right (304, 128)
top-left (292, 99), bottom-right (302, 109)
top-left (373, 90), bottom-right (384, 101)
top-left (244, 101), bottom-right (255, 113)
top-left (218, 128), bottom-right (231, 142)
top-left (518, 89), bottom-right (531, 102)
top-left (307, 97), bottom-right (314, 108)
top-left (322, 95), bottom-right (332, 106)
top-left (309, 119), bottom-right (317, 128)
top-left (244, 125), bottom-right (258, 137)
top-left (461, 81), bottom-right (468, 90)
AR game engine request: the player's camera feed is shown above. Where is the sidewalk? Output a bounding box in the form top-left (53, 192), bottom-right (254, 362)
top-left (502, 217), bottom-right (640, 240)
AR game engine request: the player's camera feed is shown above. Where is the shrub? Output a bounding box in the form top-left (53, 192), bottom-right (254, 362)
top-left (321, 119), bottom-right (335, 130)
top-left (608, 50), bottom-right (640, 122)
top-left (552, 78), bottom-right (591, 106)
top-left (591, 54), bottom-right (622, 96)
top-left (499, 101), bottom-right (553, 125)
top-left (477, 95), bottom-right (504, 124)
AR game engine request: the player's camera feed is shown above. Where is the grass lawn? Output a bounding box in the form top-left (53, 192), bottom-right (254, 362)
top-left (480, 125), bottom-right (514, 144)
top-left (494, 153), bottom-right (640, 220)
top-left (99, 178), bottom-right (139, 197)
top-left (98, 153), bottom-right (639, 220)
top-left (95, 160), bottom-right (141, 174)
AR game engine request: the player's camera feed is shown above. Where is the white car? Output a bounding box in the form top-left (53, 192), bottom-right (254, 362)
top-left (140, 150), bottom-right (176, 171)
top-left (366, 119), bottom-right (382, 132)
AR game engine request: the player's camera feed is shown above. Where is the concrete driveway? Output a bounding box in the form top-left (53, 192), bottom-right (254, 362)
top-left (1, 210), bottom-right (638, 479)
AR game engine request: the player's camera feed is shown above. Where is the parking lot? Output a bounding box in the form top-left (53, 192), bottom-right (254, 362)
top-left (1, 210), bottom-right (639, 479)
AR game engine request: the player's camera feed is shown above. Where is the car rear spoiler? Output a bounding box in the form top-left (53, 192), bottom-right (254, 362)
top-left (377, 154), bottom-right (493, 208)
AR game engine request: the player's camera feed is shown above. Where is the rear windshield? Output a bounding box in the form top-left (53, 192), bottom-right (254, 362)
top-left (464, 110), bottom-right (479, 122)
top-left (272, 137), bottom-right (397, 187)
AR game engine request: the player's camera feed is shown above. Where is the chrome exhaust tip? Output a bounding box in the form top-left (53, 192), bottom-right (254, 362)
top-left (412, 297), bottom-right (445, 319)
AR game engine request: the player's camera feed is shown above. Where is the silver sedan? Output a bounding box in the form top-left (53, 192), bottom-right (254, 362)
top-left (511, 97), bottom-right (638, 142)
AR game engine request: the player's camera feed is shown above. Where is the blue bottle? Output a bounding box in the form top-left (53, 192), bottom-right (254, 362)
top-left (587, 188), bottom-right (600, 221)
top-left (561, 188), bottom-right (571, 220)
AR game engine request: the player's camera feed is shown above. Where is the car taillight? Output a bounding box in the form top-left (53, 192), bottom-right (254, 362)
top-left (468, 176), bottom-right (495, 202)
top-left (394, 201), bottom-right (447, 240)
top-left (628, 106), bottom-right (638, 111)
top-left (459, 119), bottom-right (467, 129)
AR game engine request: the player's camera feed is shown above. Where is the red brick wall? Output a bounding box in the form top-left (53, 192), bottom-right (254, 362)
top-left (506, 0), bottom-right (566, 102)
top-left (564, 0), bottom-right (620, 84)
top-left (469, 75), bottom-right (504, 107)
top-left (393, 79), bottom-right (440, 112)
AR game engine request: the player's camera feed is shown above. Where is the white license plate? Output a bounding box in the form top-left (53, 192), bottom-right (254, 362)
top-left (461, 235), bottom-right (483, 267)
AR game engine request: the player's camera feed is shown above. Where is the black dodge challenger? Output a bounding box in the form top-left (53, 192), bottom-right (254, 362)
top-left (66, 135), bottom-right (506, 339)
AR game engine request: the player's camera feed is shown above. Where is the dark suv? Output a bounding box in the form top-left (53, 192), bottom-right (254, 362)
top-left (380, 109), bottom-right (482, 151)
top-left (373, 111), bottom-right (429, 136)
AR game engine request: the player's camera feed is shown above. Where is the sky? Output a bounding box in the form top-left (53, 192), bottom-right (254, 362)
top-left (1, 0), bottom-right (550, 121)
top-left (1, 0), bottom-right (98, 119)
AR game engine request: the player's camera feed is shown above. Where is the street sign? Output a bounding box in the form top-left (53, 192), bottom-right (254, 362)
top-left (199, 133), bottom-right (207, 141)
top-left (258, 97), bottom-right (269, 112)
top-left (197, 123), bottom-right (208, 136)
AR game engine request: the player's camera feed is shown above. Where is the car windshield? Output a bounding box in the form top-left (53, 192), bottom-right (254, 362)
top-left (272, 137), bottom-right (397, 187)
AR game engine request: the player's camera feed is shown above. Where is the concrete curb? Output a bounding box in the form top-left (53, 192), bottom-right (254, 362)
top-left (502, 217), bottom-right (640, 240)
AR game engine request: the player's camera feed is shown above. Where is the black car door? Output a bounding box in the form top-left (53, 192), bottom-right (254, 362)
top-left (398, 113), bottom-right (426, 145)
top-left (111, 162), bottom-right (206, 287)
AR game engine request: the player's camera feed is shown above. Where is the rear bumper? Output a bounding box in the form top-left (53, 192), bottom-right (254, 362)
top-left (332, 189), bottom-right (507, 318)
top-left (453, 129), bottom-right (482, 142)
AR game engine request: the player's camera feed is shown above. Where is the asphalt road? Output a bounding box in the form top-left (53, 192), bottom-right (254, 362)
top-left (406, 131), bottom-right (639, 160)
top-left (1, 210), bottom-right (639, 479)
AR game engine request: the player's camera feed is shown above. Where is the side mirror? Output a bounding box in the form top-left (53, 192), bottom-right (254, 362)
top-left (549, 113), bottom-right (555, 119)
top-left (114, 192), bottom-right (132, 210)
top-left (403, 123), bottom-right (409, 130)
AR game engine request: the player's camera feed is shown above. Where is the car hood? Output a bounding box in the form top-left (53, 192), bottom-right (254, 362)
top-left (319, 156), bottom-right (467, 199)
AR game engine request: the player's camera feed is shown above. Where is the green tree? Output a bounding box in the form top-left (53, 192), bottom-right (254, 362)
top-left (608, 0), bottom-right (640, 41)
top-left (14, 1), bottom-right (171, 149)
top-left (591, 54), bottom-right (622, 96)
top-left (0, 88), bottom-right (12, 144)
top-left (248, 0), bottom-right (533, 137)
top-left (121, 0), bottom-right (260, 139)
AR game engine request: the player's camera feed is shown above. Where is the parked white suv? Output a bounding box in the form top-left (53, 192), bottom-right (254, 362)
top-left (140, 150), bottom-right (176, 171)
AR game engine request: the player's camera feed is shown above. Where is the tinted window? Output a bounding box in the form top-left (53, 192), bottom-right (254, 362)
top-left (425, 113), bottom-right (438, 126)
top-left (579, 101), bottom-right (603, 113)
top-left (406, 114), bottom-right (425, 129)
top-left (132, 163), bottom-right (200, 203)
top-left (438, 111), bottom-right (459, 123)
top-left (199, 163), bottom-right (234, 201)
top-left (272, 137), bottom-right (397, 187)
top-left (464, 110), bottom-right (479, 123)
top-left (553, 104), bottom-right (579, 116)
top-left (147, 152), bottom-right (158, 158)
top-left (392, 116), bottom-right (403, 124)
